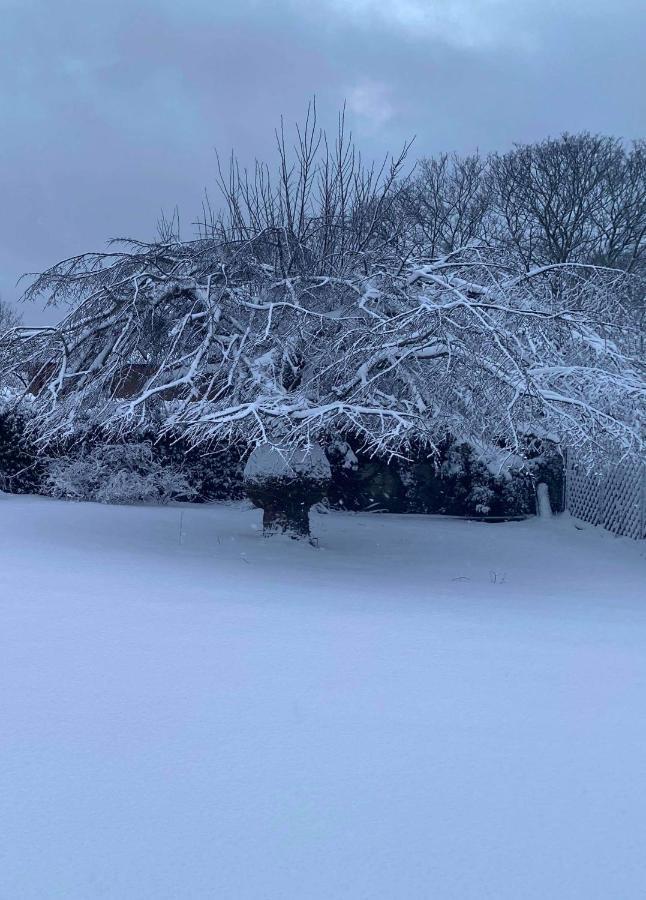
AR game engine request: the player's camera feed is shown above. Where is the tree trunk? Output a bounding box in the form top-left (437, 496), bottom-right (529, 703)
top-left (262, 496), bottom-right (312, 539)
top-left (247, 474), bottom-right (323, 541)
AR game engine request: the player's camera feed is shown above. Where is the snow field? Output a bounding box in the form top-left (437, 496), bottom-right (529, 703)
top-left (1, 495), bottom-right (645, 899)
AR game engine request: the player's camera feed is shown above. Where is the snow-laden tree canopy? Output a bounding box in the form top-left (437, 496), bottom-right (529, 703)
top-left (1, 110), bottom-right (644, 469)
top-left (2, 240), bottom-right (643, 468)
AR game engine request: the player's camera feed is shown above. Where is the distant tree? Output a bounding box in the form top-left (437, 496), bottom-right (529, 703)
top-left (0, 295), bottom-right (22, 335)
top-left (591, 139), bottom-right (646, 273)
top-left (487, 134), bottom-right (646, 271)
top-left (401, 152), bottom-right (491, 257)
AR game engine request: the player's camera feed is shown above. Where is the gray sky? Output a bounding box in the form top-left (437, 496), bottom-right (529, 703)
top-left (1, 0), bottom-right (644, 323)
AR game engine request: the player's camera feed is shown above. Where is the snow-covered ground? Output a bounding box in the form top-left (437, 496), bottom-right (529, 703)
top-left (1, 495), bottom-right (645, 900)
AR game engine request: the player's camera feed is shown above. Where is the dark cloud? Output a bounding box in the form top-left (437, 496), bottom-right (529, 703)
top-left (1, 0), bottom-right (644, 322)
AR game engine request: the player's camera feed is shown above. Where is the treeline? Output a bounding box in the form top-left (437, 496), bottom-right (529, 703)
top-left (402, 133), bottom-right (646, 274)
top-left (194, 125), bottom-right (645, 286)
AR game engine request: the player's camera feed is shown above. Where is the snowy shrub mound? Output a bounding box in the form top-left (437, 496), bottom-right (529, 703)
top-left (244, 444), bottom-right (331, 540)
top-left (44, 443), bottom-right (195, 505)
top-left (244, 444), bottom-right (331, 485)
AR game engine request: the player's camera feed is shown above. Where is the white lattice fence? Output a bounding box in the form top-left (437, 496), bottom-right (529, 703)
top-left (565, 456), bottom-right (646, 540)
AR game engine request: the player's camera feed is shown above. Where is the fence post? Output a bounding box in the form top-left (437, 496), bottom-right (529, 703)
top-left (597, 463), bottom-right (605, 527)
top-left (564, 451), bottom-right (572, 514)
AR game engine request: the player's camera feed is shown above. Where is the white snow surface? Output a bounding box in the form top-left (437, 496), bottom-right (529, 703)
top-left (1, 494), bottom-right (645, 900)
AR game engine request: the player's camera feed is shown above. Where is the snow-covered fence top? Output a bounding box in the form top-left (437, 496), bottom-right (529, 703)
top-left (565, 455), bottom-right (646, 540)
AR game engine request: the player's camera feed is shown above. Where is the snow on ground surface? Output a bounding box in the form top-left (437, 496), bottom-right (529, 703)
top-left (1, 495), bottom-right (645, 900)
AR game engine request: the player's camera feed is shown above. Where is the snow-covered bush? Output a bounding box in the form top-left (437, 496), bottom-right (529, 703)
top-left (431, 442), bottom-right (534, 518)
top-left (151, 434), bottom-right (245, 502)
top-left (44, 443), bottom-right (195, 505)
top-left (328, 449), bottom-right (406, 512)
top-left (328, 437), bottom-right (536, 517)
top-left (42, 428), bottom-right (245, 504)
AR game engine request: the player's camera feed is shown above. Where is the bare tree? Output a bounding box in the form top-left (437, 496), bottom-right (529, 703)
top-left (198, 103), bottom-right (413, 279)
top-left (488, 133), bottom-right (646, 271)
top-left (590, 139), bottom-right (646, 273)
top-left (401, 152), bottom-right (491, 257)
top-left (0, 296), bottom-right (22, 336)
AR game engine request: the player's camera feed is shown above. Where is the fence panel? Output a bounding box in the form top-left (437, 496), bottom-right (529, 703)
top-left (566, 456), bottom-right (646, 540)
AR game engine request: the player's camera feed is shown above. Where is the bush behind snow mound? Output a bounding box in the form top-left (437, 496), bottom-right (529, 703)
top-left (0, 409), bottom-right (44, 495)
top-left (44, 443), bottom-right (195, 505)
top-left (326, 437), bottom-right (543, 517)
top-left (150, 434), bottom-right (246, 502)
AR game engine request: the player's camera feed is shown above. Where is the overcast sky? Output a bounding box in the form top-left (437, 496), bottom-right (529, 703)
top-left (1, 0), bottom-right (644, 322)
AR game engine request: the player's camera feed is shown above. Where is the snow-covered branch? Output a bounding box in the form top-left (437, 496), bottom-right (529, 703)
top-left (2, 241), bottom-right (642, 469)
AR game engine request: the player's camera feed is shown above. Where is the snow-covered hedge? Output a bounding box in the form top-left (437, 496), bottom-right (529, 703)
top-left (43, 443), bottom-right (195, 506)
top-left (326, 437), bottom-right (553, 517)
top-left (151, 435), bottom-right (245, 502)
top-left (0, 395), bottom-right (43, 495)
